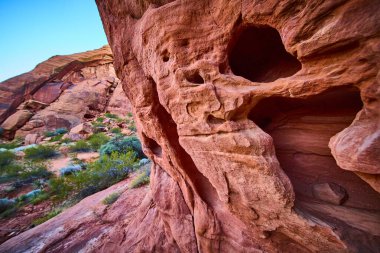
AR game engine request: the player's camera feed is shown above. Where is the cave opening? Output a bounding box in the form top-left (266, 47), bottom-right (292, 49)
top-left (227, 25), bottom-right (301, 83)
top-left (249, 85), bottom-right (380, 250)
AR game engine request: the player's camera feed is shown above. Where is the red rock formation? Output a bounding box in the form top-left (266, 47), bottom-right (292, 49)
top-left (95, 0), bottom-right (380, 252)
top-left (0, 46), bottom-right (133, 139)
top-left (0, 46), bottom-right (113, 124)
top-left (1, 0), bottom-right (379, 252)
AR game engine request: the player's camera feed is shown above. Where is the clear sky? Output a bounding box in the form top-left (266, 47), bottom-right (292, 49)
top-left (0, 0), bottom-right (108, 82)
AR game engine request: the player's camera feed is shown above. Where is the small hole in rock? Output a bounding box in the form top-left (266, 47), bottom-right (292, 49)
top-left (143, 135), bottom-right (163, 157)
top-left (228, 25), bottom-right (302, 83)
top-left (185, 70), bottom-right (204, 84)
top-left (84, 113), bottom-right (95, 119)
top-left (207, 114), bottom-right (225, 124)
top-left (162, 49), bottom-right (170, 62)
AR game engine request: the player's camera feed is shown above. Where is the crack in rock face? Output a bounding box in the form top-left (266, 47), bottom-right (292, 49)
top-left (93, 0), bottom-right (380, 252)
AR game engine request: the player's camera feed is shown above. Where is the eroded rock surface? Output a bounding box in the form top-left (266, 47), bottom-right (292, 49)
top-left (94, 0), bottom-right (380, 252)
top-left (2, 0), bottom-right (379, 252)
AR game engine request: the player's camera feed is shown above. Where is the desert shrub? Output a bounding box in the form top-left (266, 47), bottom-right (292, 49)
top-left (0, 198), bottom-right (16, 213)
top-left (127, 112), bottom-right (133, 118)
top-left (0, 198), bottom-right (18, 218)
top-left (30, 191), bottom-right (50, 205)
top-left (87, 133), bottom-right (110, 151)
top-left (49, 134), bottom-right (64, 142)
top-left (128, 123), bottom-right (137, 132)
top-left (55, 128), bottom-right (68, 135)
top-left (0, 161), bottom-right (51, 183)
top-left (0, 137), bottom-right (23, 150)
top-left (19, 161), bottom-right (52, 180)
top-left (104, 112), bottom-right (118, 119)
top-left (59, 165), bottom-right (82, 176)
top-left (0, 150), bottom-right (16, 167)
top-left (48, 177), bottom-right (73, 201)
top-left (60, 138), bottom-right (72, 144)
top-left (91, 121), bottom-right (105, 128)
top-left (69, 140), bottom-right (91, 152)
top-left (96, 117), bottom-right (104, 122)
top-left (44, 128), bottom-right (68, 137)
top-left (46, 152), bottom-right (136, 203)
top-left (100, 136), bottom-right (145, 158)
top-left (102, 192), bottom-right (121, 205)
top-left (70, 151), bottom-right (136, 199)
top-left (129, 166), bottom-right (150, 189)
top-left (32, 208), bottom-right (62, 226)
top-left (25, 145), bottom-right (57, 161)
top-left (110, 128), bottom-right (121, 134)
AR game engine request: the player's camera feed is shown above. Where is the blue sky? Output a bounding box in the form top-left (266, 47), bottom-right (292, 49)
top-left (0, 0), bottom-right (108, 82)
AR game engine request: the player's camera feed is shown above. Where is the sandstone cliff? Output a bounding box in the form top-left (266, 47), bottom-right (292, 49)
top-left (1, 0), bottom-right (379, 252)
top-left (94, 0), bottom-right (379, 252)
top-left (0, 46), bottom-right (131, 139)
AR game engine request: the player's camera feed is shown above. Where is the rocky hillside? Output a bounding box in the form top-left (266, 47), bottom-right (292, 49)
top-left (0, 45), bottom-right (131, 140)
top-left (1, 0), bottom-right (379, 252)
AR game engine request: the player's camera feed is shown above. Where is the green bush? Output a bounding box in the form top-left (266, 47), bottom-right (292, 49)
top-left (100, 136), bottom-right (145, 158)
top-left (50, 134), bottom-right (64, 142)
top-left (20, 161), bottom-right (52, 180)
top-left (91, 121), bottom-right (105, 128)
top-left (25, 145), bottom-right (57, 161)
top-left (32, 208), bottom-right (62, 226)
top-left (0, 151), bottom-right (16, 167)
top-left (87, 133), bottom-right (110, 151)
top-left (0, 205), bottom-right (18, 218)
top-left (0, 137), bottom-right (23, 150)
top-left (71, 151), bottom-right (136, 199)
top-left (126, 112), bottom-right (133, 118)
top-left (96, 117), bottom-right (105, 122)
top-left (129, 167), bottom-right (150, 189)
top-left (44, 128), bottom-right (68, 137)
top-left (0, 161), bottom-right (51, 183)
top-left (102, 192), bottom-right (121, 205)
top-left (60, 138), bottom-right (72, 144)
top-left (104, 113), bottom-right (118, 119)
top-left (30, 191), bottom-right (50, 205)
top-left (110, 128), bottom-right (121, 134)
top-left (128, 123), bottom-right (137, 132)
top-left (46, 152), bottom-right (135, 202)
top-left (48, 177), bottom-right (73, 201)
top-left (69, 140), bottom-right (91, 152)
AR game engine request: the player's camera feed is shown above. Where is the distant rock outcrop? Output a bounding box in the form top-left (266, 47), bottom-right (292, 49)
top-left (0, 45), bottom-right (132, 139)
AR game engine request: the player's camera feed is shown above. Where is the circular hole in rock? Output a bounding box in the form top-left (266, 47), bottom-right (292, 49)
top-left (184, 70), bottom-right (204, 84)
top-left (228, 25), bottom-right (302, 83)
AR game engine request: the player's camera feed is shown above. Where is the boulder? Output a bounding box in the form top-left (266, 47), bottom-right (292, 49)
top-left (0, 110), bottom-right (33, 131)
top-left (17, 100), bottom-right (48, 112)
top-left (24, 133), bottom-right (43, 145)
top-left (69, 123), bottom-right (93, 135)
top-left (62, 133), bottom-right (84, 141)
top-left (32, 81), bottom-right (65, 104)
